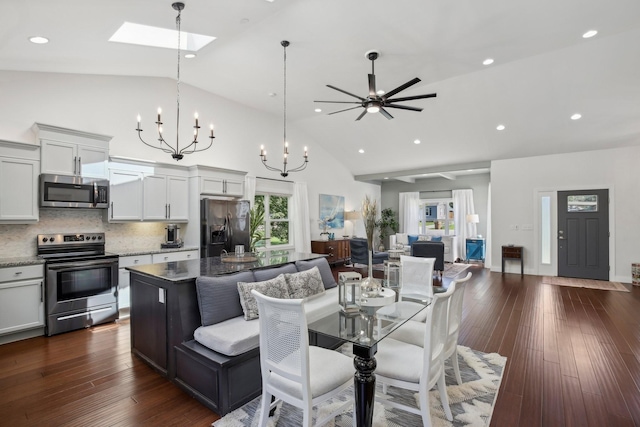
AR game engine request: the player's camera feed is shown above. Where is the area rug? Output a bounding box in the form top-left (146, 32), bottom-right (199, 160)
top-left (213, 345), bottom-right (506, 427)
top-left (443, 263), bottom-right (472, 279)
top-left (541, 276), bottom-right (629, 292)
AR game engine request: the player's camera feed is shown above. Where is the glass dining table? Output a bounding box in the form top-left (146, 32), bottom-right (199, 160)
top-left (307, 297), bottom-right (429, 427)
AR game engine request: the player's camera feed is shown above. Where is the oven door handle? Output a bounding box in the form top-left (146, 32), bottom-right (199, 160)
top-left (47, 259), bottom-right (117, 271)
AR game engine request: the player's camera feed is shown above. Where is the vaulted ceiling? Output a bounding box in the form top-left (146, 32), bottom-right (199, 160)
top-left (2, 0), bottom-right (640, 182)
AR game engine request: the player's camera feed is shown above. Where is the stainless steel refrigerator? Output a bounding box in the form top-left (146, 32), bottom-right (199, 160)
top-left (200, 198), bottom-right (251, 258)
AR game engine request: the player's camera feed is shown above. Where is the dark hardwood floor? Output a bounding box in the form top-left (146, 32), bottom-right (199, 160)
top-left (1, 266), bottom-right (638, 426)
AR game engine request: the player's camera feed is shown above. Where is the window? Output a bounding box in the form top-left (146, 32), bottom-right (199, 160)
top-left (254, 194), bottom-right (290, 249)
top-left (418, 200), bottom-right (454, 235)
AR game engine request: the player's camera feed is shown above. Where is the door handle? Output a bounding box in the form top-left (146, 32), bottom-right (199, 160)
top-left (111, 201), bottom-right (114, 219)
top-left (168, 204), bottom-right (171, 219)
top-left (78, 157), bottom-right (82, 176)
top-left (73, 156), bottom-right (77, 175)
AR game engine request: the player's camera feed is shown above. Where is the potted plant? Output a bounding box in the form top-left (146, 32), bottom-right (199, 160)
top-left (249, 203), bottom-right (266, 252)
top-left (376, 208), bottom-right (399, 250)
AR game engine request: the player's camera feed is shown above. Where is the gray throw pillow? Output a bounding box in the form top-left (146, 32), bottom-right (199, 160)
top-left (253, 263), bottom-right (298, 282)
top-left (237, 274), bottom-right (290, 320)
top-left (295, 258), bottom-right (337, 289)
top-left (196, 271), bottom-right (256, 326)
top-left (285, 266), bottom-right (326, 299)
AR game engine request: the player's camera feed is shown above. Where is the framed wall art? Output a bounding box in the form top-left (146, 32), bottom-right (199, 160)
top-left (319, 194), bottom-right (345, 230)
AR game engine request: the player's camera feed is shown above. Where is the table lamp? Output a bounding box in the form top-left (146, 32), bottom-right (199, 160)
top-left (344, 210), bottom-right (361, 238)
top-left (466, 213), bottom-right (480, 238)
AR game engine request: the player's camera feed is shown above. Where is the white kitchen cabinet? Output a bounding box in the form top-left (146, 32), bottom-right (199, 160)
top-left (151, 250), bottom-right (198, 264)
top-left (33, 123), bottom-right (111, 179)
top-left (118, 254), bottom-right (153, 311)
top-left (109, 169), bottom-right (144, 221)
top-left (0, 156), bottom-right (39, 223)
top-left (200, 175), bottom-right (244, 197)
top-left (190, 165), bottom-right (246, 197)
top-left (0, 264), bottom-right (45, 336)
top-left (143, 174), bottom-right (188, 222)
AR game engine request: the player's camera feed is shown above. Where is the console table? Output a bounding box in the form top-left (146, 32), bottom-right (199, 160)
top-left (502, 245), bottom-right (523, 275)
top-left (311, 239), bottom-right (351, 265)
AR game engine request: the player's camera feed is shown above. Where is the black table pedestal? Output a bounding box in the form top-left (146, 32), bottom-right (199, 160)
top-left (353, 343), bottom-right (377, 427)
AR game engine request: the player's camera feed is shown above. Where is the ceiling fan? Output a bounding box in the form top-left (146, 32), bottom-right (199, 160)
top-left (315, 50), bottom-right (437, 120)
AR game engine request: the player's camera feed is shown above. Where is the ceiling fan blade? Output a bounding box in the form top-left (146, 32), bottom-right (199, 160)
top-left (384, 104), bottom-right (423, 112)
top-left (382, 77), bottom-right (421, 100)
top-left (328, 106), bottom-right (364, 115)
top-left (386, 93), bottom-right (437, 103)
top-left (314, 100), bottom-right (362, 104)
top-left (326, 85), bottom-right (366, 101)
top-left (355, 109), bottom-right (368, 121)
top-left (379, 108), bottom-right (394, 120)
top-left (368, 74), bottom-right (376, 96)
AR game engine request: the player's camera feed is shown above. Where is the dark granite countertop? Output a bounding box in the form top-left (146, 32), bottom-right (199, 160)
top-left (0, 256), bottom-right (46, 268)
top-left (125, 252), bottom-right (325, 282)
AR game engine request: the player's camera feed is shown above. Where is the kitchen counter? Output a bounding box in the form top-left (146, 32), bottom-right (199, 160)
top-left (110, 246), bottom-right (199, 257)
top-left (0, 256), bottom-right (45, 268)
top-left (126, 252), bottom-right (324, 282)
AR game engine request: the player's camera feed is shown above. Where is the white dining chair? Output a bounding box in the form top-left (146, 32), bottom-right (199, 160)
top-left (377, 255), bottom-right (435, 326)
top-left (443, 272), bottom-right (473, 384)
top-left (251, 289), bottom-right (354, 427)
top-left (374, 285), bottom-right (455, 426)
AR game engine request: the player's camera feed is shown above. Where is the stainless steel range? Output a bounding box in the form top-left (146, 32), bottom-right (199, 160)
top-left (37, 232), bottom-right (119, 336)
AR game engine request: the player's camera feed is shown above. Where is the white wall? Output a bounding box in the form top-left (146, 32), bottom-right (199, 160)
top-left (0, 70), bottom-right (380, 253)
top-left (491, 145), bottom-right (640, 282)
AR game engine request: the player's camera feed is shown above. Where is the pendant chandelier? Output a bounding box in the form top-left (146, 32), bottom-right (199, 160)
top-left (259, 40), bottom-right (308, 177)
top-left (136, 2), bottom-right (214, 161)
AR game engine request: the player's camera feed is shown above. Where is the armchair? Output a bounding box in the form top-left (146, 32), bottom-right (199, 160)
top-left (349, 237), bottom-right (388, 265)
top-left (411, 241), bottom-right (445, 277)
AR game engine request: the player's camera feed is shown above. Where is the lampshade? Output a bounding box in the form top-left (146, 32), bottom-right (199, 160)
top-left (466, 214), bottom-right (480, 224)
top-left (345, 210), bottom-right (361, 221)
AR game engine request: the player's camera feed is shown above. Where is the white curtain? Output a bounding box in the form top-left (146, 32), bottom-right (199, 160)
top-left (244, 175), bottom-right (256, 207)
top-left (399, 192), bottom-right (420, 234)
top-left (453, 189), bottom-right (476, 259)
top-left (291, 181), bottom-right (311, 253)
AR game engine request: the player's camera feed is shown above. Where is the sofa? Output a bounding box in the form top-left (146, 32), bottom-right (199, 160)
top-left (174, 256), bottom-right (341, 415)
top-left (395, 232), bottom-right (459, 263)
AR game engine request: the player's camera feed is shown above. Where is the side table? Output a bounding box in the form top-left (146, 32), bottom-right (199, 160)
top-left (466, 238), bottom-right (486, 264)
top-left (502, 245), bottom-right (523, 275)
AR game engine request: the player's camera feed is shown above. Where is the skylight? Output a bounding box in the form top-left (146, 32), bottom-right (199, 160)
top-left (109, 22), bottom-right (215, 51)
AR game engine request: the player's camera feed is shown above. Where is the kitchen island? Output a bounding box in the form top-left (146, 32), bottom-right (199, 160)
top-left (126, 251), bottom-right (324, 415)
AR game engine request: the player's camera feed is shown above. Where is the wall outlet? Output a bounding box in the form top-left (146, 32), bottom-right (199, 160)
top-left (510, 224), bottom-right (519, 230)
top-left (521, 224), bottom-right (533, 231)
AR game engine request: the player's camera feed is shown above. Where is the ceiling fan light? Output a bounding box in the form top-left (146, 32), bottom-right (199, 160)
top-left (367, 105), bottom-right (380, 113)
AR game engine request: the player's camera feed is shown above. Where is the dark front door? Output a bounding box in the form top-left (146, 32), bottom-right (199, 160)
top-left (558, 189), bottom-right (609, 280)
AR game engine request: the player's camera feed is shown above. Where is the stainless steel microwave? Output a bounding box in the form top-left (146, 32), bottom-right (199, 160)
top-left (40, 174), bottom-right (109, 208)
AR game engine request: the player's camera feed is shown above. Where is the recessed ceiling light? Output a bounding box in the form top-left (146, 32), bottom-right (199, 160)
top-left (240, 18), bottom-right (250, 24)
top-left (29, 36), bottom-right (49, 44)
top-left (483, 58), bottom-right (494, 65)
top-left (422, 173), bottom-right (428, 176)
top-left (413, 139), bottom-right (421, 144)
top-left (582, 30), bottom-right (598, 39)
top-left (571, 113), bottom-right (582, 120)
top-left (384, 177), bottom-right (389, 180)
top-left (184, 53), bottom-right (196, 59)
top-left (265, 0), bottom-right (275, 2)
top-left (467, 169), bottom-right (474, 172)
top-left (314, 108), bottom-right (322, 113)
top-left (268, 92), bottom-right (277, 97)
top-left (496, 124), bottom-right (505, 131)
top-left (109, 22), bottom-right (215, 51)
top-left (358, 149), bottom-right (365, 154)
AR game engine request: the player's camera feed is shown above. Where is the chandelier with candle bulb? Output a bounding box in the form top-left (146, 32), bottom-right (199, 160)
top-left (136, 2), bottom-right (214, 161)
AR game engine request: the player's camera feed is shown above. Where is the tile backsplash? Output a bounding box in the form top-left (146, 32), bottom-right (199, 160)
top-left (0, 209), bottom-right (186, 258)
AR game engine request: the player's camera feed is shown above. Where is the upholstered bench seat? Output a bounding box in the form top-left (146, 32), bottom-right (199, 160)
top-left (194, 287), bottom-right (339, 356)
